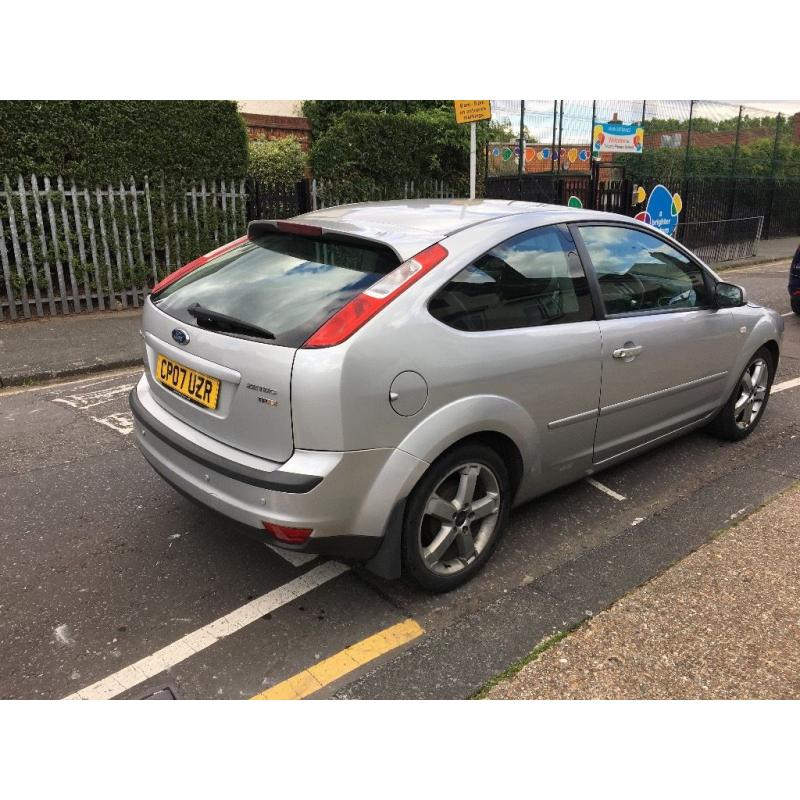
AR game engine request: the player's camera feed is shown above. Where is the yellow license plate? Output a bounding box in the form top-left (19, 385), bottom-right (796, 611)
top-left (155, 354), bottom-right (220, 410)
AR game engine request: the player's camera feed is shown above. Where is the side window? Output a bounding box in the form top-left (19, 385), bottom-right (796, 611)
top-left (579, 225), bottom-right (709, 315)
top-left (428, 225), bottom-right (594, 332)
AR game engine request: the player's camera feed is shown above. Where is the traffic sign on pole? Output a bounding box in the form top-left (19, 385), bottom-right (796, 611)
top-left (453, 100), bottom-right (492, 125)
top-left (454, 101), bottom-right (491, 201)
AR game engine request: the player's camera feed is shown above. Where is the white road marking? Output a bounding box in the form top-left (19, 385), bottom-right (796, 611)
top-left (780, 311), bottom-right (795, 317)
top-left (771, 377), bottom-right (800, 394)
top-left (585, 477), bottom-right (627, 502)
top-left (266, 544), bottom-right (318, 567)
top-left (63, 560), bottom-right (350, 700)
top-left (52, 383), bottom-right (135, 409)
top-left (630, 517), bottom-right (645, 527)
top-left (91, 411), bottom-right (134, 435)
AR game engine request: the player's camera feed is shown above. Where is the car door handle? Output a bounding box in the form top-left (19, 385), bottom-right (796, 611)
top-left (612, 345), bottom-right (643, 360)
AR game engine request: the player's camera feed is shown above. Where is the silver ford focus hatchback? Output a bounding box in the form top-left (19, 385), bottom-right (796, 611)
top-left (130, 200), bottom-right (783, 591)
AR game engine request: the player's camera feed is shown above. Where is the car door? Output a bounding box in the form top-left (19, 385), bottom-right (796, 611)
top-left (426, 223), bottom-right (603, 495)
top-left (572, 222), bottom-right (739, 465)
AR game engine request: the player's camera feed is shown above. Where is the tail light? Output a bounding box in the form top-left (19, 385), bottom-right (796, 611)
top-left (150, 236), bottom-right (248, 296)
top-left (303, 243), bottom-right (449, 348)
top-left (262, 521), bottom-right (313, 545)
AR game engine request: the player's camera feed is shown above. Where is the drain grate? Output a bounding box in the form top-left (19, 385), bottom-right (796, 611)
top-left (140, 685), bottom-right (178, 700)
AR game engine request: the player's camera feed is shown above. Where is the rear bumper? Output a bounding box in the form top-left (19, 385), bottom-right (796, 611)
top-left (130, 376), bottom-right (428, 560)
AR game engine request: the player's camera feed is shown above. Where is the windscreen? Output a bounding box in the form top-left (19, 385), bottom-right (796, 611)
top-left (152, 232), bottom-right (400, 348)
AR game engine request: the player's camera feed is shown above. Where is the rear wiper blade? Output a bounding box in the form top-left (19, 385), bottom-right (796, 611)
top-left (187, 303), bottom-right (275, 340)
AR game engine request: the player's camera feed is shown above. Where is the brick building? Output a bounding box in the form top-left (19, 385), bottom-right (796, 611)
top-left (644, 112), bottom-right (800, 152)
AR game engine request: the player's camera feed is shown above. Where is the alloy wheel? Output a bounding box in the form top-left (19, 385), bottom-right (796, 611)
top-left (734, 357), bottom-right (769, 430)
top-left (418, 462), bottom-right (501, 576)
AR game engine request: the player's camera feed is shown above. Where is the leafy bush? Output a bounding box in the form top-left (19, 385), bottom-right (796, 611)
top-left (247, 136), bottom-right (306, 186)
top-left (309, 107), bottom-right (497, 196)
top-left (0, 101), bottom-right (249, 181)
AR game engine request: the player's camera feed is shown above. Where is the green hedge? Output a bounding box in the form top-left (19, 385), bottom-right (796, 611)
top-left (302, 101), bottom-right (451, 138)
top-left (0, 101), bottom-right (249, 181)
top-left (309, 108), bottom-right (496, 196)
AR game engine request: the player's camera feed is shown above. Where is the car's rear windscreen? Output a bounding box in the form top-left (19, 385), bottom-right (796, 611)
top-left (152, 232), bottom-right (401, 348)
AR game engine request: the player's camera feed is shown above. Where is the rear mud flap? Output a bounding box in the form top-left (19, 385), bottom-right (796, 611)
top-left (364, 499), bottom-right (406, 581)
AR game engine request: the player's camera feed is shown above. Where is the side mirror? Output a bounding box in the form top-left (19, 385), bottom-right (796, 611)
top-left (714, 281), bottom-right (747, 308)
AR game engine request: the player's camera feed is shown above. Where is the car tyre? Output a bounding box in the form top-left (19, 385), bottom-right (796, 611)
top-left (791, 296), bottom-right (800, 315)
top-left (402, 443), bottom-right (510, 593)
top-left (706, 346), bottom-right (774, 441)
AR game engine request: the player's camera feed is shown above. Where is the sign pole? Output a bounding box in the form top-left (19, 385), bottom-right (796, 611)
top-left (453, 102), bottom-right (491, 200)
top-left (469, 121), bottom-right (476, 200)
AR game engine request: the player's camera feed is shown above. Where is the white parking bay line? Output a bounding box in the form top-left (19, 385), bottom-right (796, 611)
top-left (585, 477), bottom-right (627, 502)
top-left (772, 377), bottom-right (800, 394)
top-left (63, 560), bottom-right (349, 700)
top-left (91, 411), bottom-right (134, 436)
top-left (52, 383), bottom-right (135, 409)
top-left (266, 544), bottom-right (318, 567)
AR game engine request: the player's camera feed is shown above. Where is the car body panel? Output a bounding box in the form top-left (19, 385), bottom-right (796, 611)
top-left (142, 296), bottom-right (296, 463)
top-left (593, 309), bottom-right (738, 463)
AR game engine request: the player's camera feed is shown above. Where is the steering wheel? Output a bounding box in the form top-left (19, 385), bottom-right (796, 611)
top-left (599, 272), bottom-right (646, 313)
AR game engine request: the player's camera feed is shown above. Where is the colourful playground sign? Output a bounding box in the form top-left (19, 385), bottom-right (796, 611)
top-left (634, 184), bottom-right (682, 236)
top-left (592, 121), bottom-right (644, 154)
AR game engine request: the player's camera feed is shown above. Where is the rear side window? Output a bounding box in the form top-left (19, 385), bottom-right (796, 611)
top-left (428, 225), bottom-right (594, 332)
top-left (579, 225), bottom-right (710, 315)
top-left (152, 232), bottom-right (400, 347)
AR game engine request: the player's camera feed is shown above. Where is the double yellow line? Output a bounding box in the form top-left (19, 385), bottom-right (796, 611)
top-left (252, 619), bottom-right (423, 700)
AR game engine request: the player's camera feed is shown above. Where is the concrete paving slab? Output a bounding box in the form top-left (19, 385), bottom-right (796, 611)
top-left (487, 481), bottom-right (800, 700)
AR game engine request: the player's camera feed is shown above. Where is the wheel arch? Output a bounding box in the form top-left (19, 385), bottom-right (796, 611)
top-left (395, 394), bottom-right (539, 499)
top-left (430, 430), bottom-right (525, 499)
top-left (761, 338), bottom-right (780, 368)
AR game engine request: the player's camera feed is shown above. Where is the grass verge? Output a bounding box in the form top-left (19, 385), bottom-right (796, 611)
top-left (470, 624), bottom-right (583, 700)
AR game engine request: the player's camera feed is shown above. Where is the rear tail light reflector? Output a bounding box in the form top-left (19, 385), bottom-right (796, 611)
top-left (261, 521), bottom-right (313, 545)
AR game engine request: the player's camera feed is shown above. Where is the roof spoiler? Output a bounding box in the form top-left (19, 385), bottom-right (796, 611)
top-left (248, 220), bottom-right (323, 239)
top-left (246, 219), bottom-right (405, 261)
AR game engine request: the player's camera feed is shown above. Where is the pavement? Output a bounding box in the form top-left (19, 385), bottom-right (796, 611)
top-left (1, 258), bottom-right (799, 700)
top-left (721, 234), bottom-right (798, 271)
top-left (0, 235), bottom-right (796, 389)
top-left (485, 482), bottom-right (800, 699)
top-left (0, 309), bottom-right (143, 387)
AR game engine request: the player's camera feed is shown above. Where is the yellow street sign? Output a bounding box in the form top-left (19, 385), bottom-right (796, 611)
top-left (454, 100), bottom-right (492, 124)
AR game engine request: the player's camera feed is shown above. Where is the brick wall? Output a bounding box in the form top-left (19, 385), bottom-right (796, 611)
top-left (241, 113), bottom-right (312, 150)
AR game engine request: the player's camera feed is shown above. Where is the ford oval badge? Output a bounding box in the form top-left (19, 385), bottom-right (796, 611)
top-left (172, 328), bottom-right (190, 345)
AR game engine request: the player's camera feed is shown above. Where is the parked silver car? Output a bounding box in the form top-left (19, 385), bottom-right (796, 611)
top-left (130, 200), bottom-right (783, 591)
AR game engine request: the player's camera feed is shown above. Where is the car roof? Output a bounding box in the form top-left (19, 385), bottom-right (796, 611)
top-left (292, 199), bottom-right (633, 260)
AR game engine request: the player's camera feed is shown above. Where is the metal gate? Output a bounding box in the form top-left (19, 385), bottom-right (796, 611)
top-left (591, 163), bottom-right (632, 215)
